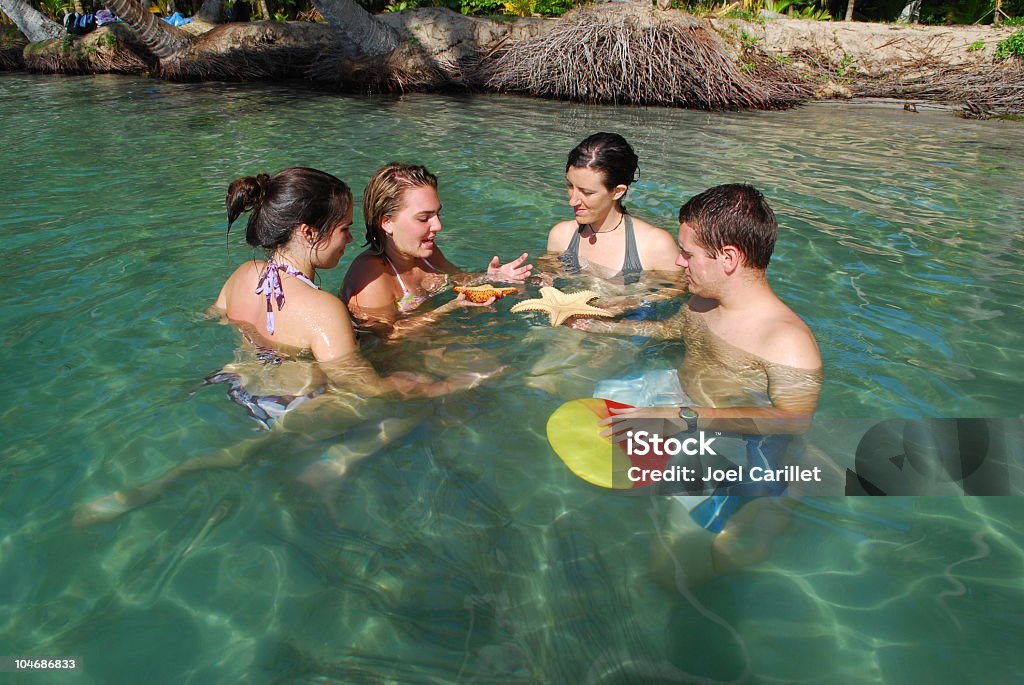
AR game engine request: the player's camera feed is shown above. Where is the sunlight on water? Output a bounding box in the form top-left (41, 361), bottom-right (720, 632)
top-left (2, 74), bottom-right (1023, 684)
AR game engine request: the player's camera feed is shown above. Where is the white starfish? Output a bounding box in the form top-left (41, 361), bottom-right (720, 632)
top-left (510, 287), bottom-right (614, 327)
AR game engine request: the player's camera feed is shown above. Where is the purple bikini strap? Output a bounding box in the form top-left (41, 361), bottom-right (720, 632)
top-left (254, 262), bottom-right (319, 335)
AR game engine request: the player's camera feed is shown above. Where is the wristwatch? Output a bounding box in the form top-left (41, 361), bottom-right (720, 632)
top-left (678, 406), bottom-right (699, 433)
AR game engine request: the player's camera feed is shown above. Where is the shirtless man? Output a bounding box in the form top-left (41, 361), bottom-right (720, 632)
top-left (598, 183), bottom-right (823, 586)
top-left (604, 183), bottom-right (821, 434)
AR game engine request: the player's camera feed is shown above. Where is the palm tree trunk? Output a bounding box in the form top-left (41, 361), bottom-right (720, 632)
top-left (104, 0), bottom-right (194, 57)
top-left (257, 0), bottom-right (271, 19)
top-left (312, 0), bottom-right (399, 58)
top-left (73, 0), bottom-right (85, 13)
top-left (195, 0), bottom-right (226, 22)
top-left (0, 0), bottom-right (61, 41)
top-left (844, 0), bottom-right (855, 20)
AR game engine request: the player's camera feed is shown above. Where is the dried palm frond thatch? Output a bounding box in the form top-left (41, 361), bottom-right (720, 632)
top-left (852, 62), bottom-right (1024, 118)
top-left (307, 41), bottom-right (457, 93)
top-left (483, 4), bottom-right (800, 110)
top-left (1, 30), bottom-right (26, 70)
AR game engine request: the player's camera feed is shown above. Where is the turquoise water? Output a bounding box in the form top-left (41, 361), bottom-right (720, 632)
top-left (2, 74), bottom-right (1023, 683)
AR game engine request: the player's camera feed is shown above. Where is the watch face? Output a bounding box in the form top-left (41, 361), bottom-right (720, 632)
top-left (678, 407), bottom-right (698, 420)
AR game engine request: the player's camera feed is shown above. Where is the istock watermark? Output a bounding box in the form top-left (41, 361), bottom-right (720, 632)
top-left (624, 429), bottom-right (822, 486)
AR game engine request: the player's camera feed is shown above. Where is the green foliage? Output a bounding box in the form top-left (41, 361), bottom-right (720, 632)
top-left (37, 0), bottom-right (73, 21)
top-left (836, 51), bottom-right (855, 76)
top-left (669, 0), bottom-right (718, 12)
top-left (534, 0), bottom-right (577, 16)
top-left (796, 5), bottom-right (831, 18)
top-left (682, 0), bottom-right (828, 20)
top-left (502, 0), bottom-right (536, 15)
top-left (739, 29), bottom-right (762, 51)
top-left (97, 31), bottom-right (118, 47)
top-left (148, 0), bottom-right (176, 17)
top-left (722, 7), bottom-right (763, 20)
top-left (823, 0), bottom-right (1022, 25)
top-left (267, 0), bottom-right (306, 21)
top-left (1003, 16), bottom-right (1024, 26)
top-left (917, 0), bottom-right (1005, 24)
top-left (995, 29), bottom-right (1024, 58)
top-left (967, 40), bottom-right (985, 51)
top-left (458, 0), bottom-right (506, 14)
top-left (384, 0), bottom-right (419, 10)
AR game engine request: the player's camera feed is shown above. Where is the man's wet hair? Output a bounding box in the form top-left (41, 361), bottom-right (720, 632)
top-left (678, 184), bottom-right (777, 270)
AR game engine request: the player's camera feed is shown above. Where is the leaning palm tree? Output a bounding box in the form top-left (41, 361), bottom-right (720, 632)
top-left (194, 0), bottom-right (227, 23)
top-left (0, 0), bottom-right (61, 42)
top-left (312, 0), bottom-right (399, 58)
top-left (103, 0), bottom-right (194, 57)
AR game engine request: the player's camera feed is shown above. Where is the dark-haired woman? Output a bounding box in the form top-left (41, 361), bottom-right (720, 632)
top-left (214, 167), bottom-right (362, 362)
top-left (343, 162), bottom-right (532, 338)
top-left (547, 133), bottom-right (681, 279)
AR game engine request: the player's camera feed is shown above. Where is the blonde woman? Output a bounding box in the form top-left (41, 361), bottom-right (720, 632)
top-left (343, 163), bottom-right (532, 337)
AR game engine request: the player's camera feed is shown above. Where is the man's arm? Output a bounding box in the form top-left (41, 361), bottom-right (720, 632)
top-left (571, 315), bottom-right (683, 341)
top-left (602, 326), bottom-right (822, 436)
top-left (689, 365), bottom-right (822, 435)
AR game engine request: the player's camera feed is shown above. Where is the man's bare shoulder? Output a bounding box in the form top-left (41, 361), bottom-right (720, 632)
top-left (761, 309), bottom-right (821, 370)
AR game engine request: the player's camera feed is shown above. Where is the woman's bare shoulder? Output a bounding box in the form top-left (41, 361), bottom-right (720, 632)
top-left (630, 216), bottom-right (672, 237)
top-left (631, 218), bottom-right (681, 270)
top-left (343, 254), bottom-right (399, 314)
top-left (344, 251), bottom-right (387, 281)
top-left (229, 258), bottom-right (265, 280)
top-left (217, 259), bottom-right (265, 308)
top-left (547, 220), bottom-right (579, 251)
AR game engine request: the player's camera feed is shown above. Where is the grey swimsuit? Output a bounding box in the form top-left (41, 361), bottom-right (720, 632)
top-left (560, 213), bottom-right (643, 283)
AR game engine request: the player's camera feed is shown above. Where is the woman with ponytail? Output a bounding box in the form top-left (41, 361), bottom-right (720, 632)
top-left (215, 167), bottom-right (360, 360)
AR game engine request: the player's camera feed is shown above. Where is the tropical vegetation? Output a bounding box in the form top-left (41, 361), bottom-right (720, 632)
top-left (1, 0), bottom-right (1022, 23)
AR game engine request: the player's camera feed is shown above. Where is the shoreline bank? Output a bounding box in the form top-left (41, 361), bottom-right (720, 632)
top-left (2, 11), bottom-right (1021, 118)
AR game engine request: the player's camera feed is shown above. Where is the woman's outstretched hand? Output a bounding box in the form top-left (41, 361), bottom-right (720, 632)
top-left (487, 253), bottom-right (533, 282)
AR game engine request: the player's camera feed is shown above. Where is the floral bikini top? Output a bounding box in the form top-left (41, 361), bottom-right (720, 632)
top-left (384, 255), bottom-right (448, 315)
top-left (254, 261), bottom-right (318, 335)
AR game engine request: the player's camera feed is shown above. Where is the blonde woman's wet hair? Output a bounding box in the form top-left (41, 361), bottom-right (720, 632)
top-left (362, 162), bottom-right (438, 254)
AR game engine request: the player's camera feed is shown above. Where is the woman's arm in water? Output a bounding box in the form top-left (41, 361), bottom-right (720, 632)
top-left (315, 296), bottom-right (503, 397)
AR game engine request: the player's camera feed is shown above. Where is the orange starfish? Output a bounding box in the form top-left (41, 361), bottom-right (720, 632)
top-left (454, 283), bottom-right (519, 303)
